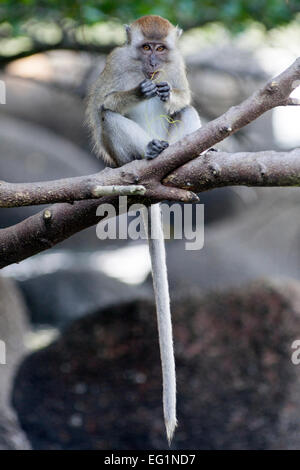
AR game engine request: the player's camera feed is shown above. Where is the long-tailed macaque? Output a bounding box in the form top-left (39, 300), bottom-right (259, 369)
top-left (86, 15), bottom-right (201, 443)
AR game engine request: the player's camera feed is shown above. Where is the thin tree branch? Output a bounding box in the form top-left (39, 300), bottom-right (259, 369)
top-left (144, 57), bottom-right (300, 178)
top-left (0, 39), bottom-right (114, 66)
top-left (91, 185), bottom-right (146, 197)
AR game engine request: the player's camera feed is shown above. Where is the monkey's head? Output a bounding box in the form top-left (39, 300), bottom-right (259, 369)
top-left (125, 15), bottom-right (182, 79)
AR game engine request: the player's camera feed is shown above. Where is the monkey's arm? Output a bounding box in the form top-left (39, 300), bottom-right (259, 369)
top-left (167, 88), bottom-right (191, 115)
top-left (104, 88), bottom-right (141, 114)
top-left (169, 88), bottom-right (191, 114)
top-left (104, 80), bottom-right (157, 114)
top-left (156, 82), bottom-right (190, 115)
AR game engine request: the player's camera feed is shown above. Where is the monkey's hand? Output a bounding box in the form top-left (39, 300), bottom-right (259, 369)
top-left (156, 82), bottom-right (171, 102)
top-left (145, 139), bottom-right (169, 159)
top-left (139, 79), bottom-right (157, 99)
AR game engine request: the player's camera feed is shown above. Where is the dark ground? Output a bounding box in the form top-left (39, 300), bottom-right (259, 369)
top-left (13, 280), bottom-right (300, 449)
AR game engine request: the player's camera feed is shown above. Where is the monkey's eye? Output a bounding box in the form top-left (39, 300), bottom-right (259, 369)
top-left (156, 45), bottom-right (166, 52)
top-left (142, 44), bottom-right (151, 51)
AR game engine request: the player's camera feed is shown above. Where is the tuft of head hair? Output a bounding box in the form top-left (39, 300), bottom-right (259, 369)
top-left (132, 15), bottom-right (174, 40)
top-left (125, 15), bottom-right (182, 48)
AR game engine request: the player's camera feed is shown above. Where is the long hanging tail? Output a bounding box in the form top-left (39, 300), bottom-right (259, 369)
top-left (143, 203), bottom-right (177, 444)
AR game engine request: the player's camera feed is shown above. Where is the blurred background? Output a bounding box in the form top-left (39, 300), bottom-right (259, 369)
top-left (0, 0), bottom-right (300, 450)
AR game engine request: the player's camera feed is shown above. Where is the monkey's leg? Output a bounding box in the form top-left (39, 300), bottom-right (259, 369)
top-left (101, 109), bottom-right (169, 164)
top-left (167, 105), bottom-right (201, 143)
top-left (143, 204), bottom-right (177, 444)
top-left (101, 109), bottom-right (152, 165)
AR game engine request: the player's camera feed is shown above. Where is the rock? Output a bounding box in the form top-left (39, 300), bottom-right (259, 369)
top-left (0, 276), bottom-right (30, 449)
top-left (186, 46), bottom-right (276, 153)
top-left (12, 280), bottom-right (300, 449)
top-left (0, 114), bottom-right (99, 184)
top-left (0, 72), bottom-right (90, 150)
top-left (166, 187), bottom-right (300, 292)
top-left (0, 113), bottom-right (104, 249)
top-left (17, 268), bottom-right (150, 328)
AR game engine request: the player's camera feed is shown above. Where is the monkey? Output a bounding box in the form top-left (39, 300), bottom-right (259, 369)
top-left (86, 15), bottom-right (202, 443)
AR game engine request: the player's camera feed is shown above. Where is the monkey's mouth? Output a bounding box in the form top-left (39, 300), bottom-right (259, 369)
top-left (145, 70), bottom-right (160, 79)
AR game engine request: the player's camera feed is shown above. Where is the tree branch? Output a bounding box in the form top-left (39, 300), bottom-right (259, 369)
top-left (1, 146), bottom-right (300, 269)
top-left (0, 57), bottom-right (299, 268)
top-left (0, 164), bottom-right (198, 208)
top-left (0, 176), bottom-right (147, 208)
top-left (145, 57), bottom-right (300, 178)
top-left (0, 38), bottom-right (114, 66)
top-left (164, 148), bottom-right (300, 192)
top-left (0, 197), bottom-right (115, 269)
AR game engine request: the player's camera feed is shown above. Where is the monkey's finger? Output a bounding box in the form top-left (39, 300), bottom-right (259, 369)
top-left (141, 78), bottom-right (155, 86)
top-left (159, 95), bottom-right (170, 102)
top-left (151, 139), bottom-right (168, 148)
top-left (141, 84), bottom-right (157, 98)
top-left (143, 86), bottom-right (157, 94)
top-left (157, 88), bottom-right (170, 94)
top-left (141, 79), bottom-right (156, 87)
top-left (142, 85), bottom-right (157, 94)
top-left (142, 81), bottom-right (156, 88)
top-left (158, 93), bottom-right (170, 102)
top-left (144, 91), bottom-right (157, 99)
top-left (152, 139), bottom-right (169, 150)
top-left (145, 139), bottom-right (169, 159)
top-left (141, 83), bottom-right (156, 90)
top-left (140, 80), bottom-right (157, 96)
top-left (157, 84), bottom-right (170, 91)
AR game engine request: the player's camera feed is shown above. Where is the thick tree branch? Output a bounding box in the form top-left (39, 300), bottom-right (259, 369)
top-left (164, 148), bottom-right (300, 192)
top-left (0, 167), bottom-right (197, 208)
top-left (0, 197), bottom-right (116, 268)
top-left (0, 57), bottom-right (299, 268)
top-left (1, 146), bottom-right (300, 269)
top-left (0, 176), bottom-right (147, 208)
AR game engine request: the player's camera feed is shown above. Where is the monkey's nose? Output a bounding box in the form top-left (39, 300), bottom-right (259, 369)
top-left (149, 55), bottom-right (159, 68)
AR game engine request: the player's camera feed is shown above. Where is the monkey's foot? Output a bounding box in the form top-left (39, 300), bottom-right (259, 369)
top-left (145, 139), bottom-right (169, 159)
top-left (156, 82), bottom-right (171, 102)
top-left (140, 79), bottom-right (157, 99)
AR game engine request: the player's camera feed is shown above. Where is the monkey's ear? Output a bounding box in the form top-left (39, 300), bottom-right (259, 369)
top-left (124, 24), bottom-right (131, 44)
top-left (176, 26), bottom-right (183, 38)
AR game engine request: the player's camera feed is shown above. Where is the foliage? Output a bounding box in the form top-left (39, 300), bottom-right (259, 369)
top-left (0, 0), bottom-right (299, 61)
top-left (1, 0), bottom-right (299, 31)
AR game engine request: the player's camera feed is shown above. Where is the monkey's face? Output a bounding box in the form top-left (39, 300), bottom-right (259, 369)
top-left (138, 42), bottom-right (169, 78)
